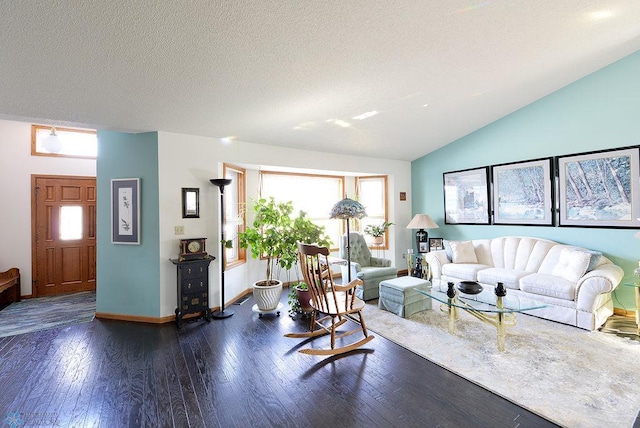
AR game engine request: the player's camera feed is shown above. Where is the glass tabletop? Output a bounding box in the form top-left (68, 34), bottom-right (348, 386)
top-left (414, 287), bottom-right (548, 314)
top-left (623, 282), bottom-right (640, 288)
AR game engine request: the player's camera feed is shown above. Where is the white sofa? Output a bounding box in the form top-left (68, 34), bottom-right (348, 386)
top-left (424, 237), bottom-right (624, 331)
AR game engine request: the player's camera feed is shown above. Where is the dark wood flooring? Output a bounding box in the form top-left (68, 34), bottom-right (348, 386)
top-left (0, 292), bottom-right (561, 427)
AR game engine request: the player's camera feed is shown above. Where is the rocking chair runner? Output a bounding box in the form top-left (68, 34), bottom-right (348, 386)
top-left (285, 242), bottom-right (374, 355)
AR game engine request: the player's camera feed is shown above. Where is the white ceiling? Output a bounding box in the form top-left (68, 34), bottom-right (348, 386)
top-left (1, 1), bottom-right (639, 162)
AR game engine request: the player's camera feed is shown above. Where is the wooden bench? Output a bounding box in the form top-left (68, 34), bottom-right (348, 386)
top-left (0, 268), bottom-right (21, 306)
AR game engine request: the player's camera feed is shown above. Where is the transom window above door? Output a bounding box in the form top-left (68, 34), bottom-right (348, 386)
top-left (31, 124), bottom-right (97, 158)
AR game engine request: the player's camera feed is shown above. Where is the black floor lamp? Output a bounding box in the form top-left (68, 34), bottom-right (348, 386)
top-left (210, 178), bottom-right (234, 319)
top-left (330, 197), bottom-right (367, 283)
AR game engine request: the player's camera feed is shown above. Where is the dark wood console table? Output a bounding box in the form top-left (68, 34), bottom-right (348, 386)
top-left (170, 256), bottom-right (215, 328)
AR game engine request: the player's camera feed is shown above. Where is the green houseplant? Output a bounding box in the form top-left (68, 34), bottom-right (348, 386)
top-left (364, 221), bottom-right (394, 244)
top-left (239, 197), bottom-right (331, 312)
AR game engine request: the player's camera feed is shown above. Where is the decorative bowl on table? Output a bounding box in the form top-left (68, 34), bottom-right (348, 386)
top-left (456, 281), bottom-right (483, 295)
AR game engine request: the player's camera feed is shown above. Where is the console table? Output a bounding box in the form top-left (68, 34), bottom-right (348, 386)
top-left (170, 256), bottom-right (215, 328)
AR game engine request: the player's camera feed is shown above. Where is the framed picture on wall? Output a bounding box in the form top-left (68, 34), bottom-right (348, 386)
top-left (491, 158), bottom-right (554, 226)
top-left (428, 237), bottom-right (444, 251)
top-left (557, 147), bottom-right (640, 228)
top-left (182, 187), bottom-right (200, 218)
top-left (111, 178), bottom-right (141, 244)
top-left (443, 167), bottom-right (490, 224)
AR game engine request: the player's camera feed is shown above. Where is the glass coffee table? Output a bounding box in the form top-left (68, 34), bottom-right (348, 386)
top-left (415, 282), bottom-right (548, 352)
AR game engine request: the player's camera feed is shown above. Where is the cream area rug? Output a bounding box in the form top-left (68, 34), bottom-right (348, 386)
top-left (363, 300), bottom-right (640, 428)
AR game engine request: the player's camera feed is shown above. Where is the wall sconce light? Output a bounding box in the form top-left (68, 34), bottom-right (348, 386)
top-left (43, 127), bottom-right (63, 153)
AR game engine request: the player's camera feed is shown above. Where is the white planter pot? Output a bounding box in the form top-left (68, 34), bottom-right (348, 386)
top-left (252, 280), bottom-right (283, 311)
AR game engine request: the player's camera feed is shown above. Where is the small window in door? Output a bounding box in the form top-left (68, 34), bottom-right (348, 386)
top-left (60, 206), bottom-right (83, 240)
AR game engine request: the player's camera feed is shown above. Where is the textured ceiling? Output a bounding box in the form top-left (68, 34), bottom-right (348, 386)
top-left (1, 1), bottom-right (640, 161)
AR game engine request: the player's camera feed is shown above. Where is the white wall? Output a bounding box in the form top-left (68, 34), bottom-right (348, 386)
top-left (158, 131), bottom-right (412, 317)
top-left (0, 119), bottom-right (410, 312)
top-left (0, 119), bottom-right (96, 296)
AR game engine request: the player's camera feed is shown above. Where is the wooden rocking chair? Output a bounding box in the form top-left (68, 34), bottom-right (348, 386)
top-left (285, 242), bottom-right (374, 355)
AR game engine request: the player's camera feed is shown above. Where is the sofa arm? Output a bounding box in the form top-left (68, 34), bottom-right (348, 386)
top-left (424, 250), bottom-right (450, 279)
top-left (369, 257), bottom-right (391, 267)
top-left (575, 264), bottom-right (623, 311)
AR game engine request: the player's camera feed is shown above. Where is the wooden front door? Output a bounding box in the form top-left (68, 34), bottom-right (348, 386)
top-left (32, 175), bottom-right (97, 297)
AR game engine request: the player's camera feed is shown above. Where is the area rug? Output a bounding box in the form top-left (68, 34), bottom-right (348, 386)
top-left (0, 291), bottom-right (95, 338)
top-left (363, 299), bottom-right (640, 428)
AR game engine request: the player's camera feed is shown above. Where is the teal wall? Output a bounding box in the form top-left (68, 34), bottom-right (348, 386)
top-left (96, 131), bottom-right (160, 317)
top-left (412, 50), bottom-right (640, 310)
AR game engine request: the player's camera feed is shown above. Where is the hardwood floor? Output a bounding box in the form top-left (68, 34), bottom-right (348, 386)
top-left (0, 293), bottom-right (559, 427)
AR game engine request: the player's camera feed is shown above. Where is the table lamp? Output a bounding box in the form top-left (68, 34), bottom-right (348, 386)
top-left (406, 214), bottom-right (439, 253)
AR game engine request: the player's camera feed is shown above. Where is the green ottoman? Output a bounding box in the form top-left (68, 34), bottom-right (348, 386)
top-left (378, 276), bottom-right (432, 318)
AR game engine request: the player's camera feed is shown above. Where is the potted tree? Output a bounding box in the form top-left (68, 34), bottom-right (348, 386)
top-left (364, 221), bottom-right (394, 245)
top-left (239, 197), bottom-right (331, 312)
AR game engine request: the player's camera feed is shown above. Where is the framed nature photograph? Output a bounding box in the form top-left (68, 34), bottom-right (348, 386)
top-left (492, 158), bottom-right (554, 226)
top-left (428, 237), bottom-right (444, 251)
top-left (443, 167), bottom-right (490, 224)
top-left (557, 147), bottom-right (640, 228)
top-left (111, 178), bottom-right (140, 244)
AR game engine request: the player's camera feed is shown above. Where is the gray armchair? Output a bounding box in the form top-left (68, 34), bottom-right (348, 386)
top-left (340, 232), bottom-right (398, 300)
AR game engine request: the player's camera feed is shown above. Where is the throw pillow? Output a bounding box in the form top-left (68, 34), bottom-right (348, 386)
top-left (566, 246), bottom-right (602, 272)
top-left (443, 240), bottom-right (453, 261)
top-left (581, 249), bottom-right (602, 272)
top-left (551, 249), bottom-right (591, 283)
top-left (449, 240), bottom-right (478, 264)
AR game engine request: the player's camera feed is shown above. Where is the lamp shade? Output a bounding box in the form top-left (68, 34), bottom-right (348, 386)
top-left (330, 197), bottom-right (367, 220)
top-left (330, 197), bottom-right (366, 283)
top-left (406, 214), bottom-right (439, 230)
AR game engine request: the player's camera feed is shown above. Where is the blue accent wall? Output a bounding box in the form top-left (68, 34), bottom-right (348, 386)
top-left (412, 50), bottom-right (640, 310)
top-left (96, 131), bottom-right (160, 317)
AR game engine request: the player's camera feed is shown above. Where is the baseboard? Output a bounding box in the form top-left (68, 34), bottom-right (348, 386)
top-left (95, 289), bottom-right (257, 324)
top-left (614, 307), bottom-right (636, 318)
top-left (95, 312), bottom-right (171, 324)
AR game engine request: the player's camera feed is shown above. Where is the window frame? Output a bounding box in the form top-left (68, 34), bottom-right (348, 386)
top-left (259, 171), bottom-right (345, 252)
top-left (223, 164), bottom-right (246, 269)
top-left (356, 175), bottom-right (390, 249)
top-left (31, 124), bottom-right (97, 159)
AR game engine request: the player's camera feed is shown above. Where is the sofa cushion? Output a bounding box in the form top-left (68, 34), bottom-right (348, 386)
top-left (448, 240), bottom-right (478, 263)
top-left (357, 266), bottom-right (398, 280)
top-left (476, 268), bottom-right (529, 290)
top-left (551, 248), bottom-right (591, 282)
top-left (443, 240), bottom-right (453, 260)
top-left (585, 251), bottom-right (602, 272)
top-left (520, 273), bottom-right (577, 301)
top-left (572, 248), bottom-right (602, 272)
top-left (442, 263), bottom-right (489, 281)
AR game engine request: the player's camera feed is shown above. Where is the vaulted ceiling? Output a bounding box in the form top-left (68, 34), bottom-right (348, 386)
top-left (1, 1), bottom-right (639, 161)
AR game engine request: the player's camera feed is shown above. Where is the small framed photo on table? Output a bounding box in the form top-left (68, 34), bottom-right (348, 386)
top-left (418, 241), bottom-right (429, 253)
top-left (428, 238), bottom-right (444, 252)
